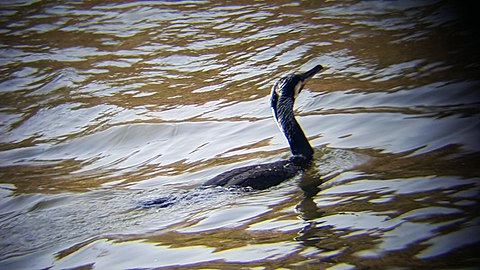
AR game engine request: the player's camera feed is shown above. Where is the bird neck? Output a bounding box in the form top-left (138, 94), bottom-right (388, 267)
top-left (275, 96), bottom-right (314, 162)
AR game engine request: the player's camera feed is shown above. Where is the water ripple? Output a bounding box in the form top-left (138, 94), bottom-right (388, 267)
top-left (0, 0), bottom-right (479, 269)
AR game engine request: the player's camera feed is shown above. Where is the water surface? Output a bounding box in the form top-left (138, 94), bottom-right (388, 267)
top-left (1, 0), bottom-right (479, 269)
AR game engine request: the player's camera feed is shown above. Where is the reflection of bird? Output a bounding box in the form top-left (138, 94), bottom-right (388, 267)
top-left (204, 65), bottom-right (323, 190)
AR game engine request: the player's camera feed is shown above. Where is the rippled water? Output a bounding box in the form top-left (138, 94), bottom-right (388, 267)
top-left (1, 0), bottom-right (479, 269)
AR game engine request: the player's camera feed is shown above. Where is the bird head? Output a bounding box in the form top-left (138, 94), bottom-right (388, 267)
top-left (271, 65), bottom-right (323, 100)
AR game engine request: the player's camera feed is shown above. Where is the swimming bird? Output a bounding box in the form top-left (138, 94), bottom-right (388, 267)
top-left (141, 65), bottom-right (323, 207)
top-left (204, 65), bottom-right (323, 190)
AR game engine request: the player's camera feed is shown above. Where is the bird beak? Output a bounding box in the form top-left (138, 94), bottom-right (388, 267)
top-left (295, 65), bottom-right (324, 97)
top-left (300, 65), bottom-right (323, 81)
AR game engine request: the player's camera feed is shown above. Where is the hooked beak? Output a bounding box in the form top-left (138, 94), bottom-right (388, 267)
top-left (300, 65), bottom-right (323, 81)
top-left (295, 65), bottom-right (324, 96)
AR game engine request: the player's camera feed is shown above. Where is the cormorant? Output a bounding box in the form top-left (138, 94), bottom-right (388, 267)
top-left (141, 65), bottom-right (322, 208)
top-left (204, 65), bottom-right (323, 190)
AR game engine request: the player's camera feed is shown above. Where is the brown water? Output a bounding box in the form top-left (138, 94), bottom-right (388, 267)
top-left (1, 0), bottom-right (479, 269)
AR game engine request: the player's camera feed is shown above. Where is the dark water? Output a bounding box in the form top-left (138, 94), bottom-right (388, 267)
top-left (1, 0), bottom-right (479, 269)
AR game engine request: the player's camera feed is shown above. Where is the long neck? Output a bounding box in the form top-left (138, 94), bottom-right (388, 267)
top-left (275, 96), bottom-right (314, 161)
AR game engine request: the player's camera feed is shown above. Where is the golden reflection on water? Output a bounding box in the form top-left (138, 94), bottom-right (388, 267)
top-left (1, 0), bottom-right (480, 269)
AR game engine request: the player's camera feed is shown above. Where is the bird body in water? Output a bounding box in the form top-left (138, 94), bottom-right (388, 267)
top-left (204, 65), bottom-right (323, 190)
top-left (142, 65), bottom-right (322, 207)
